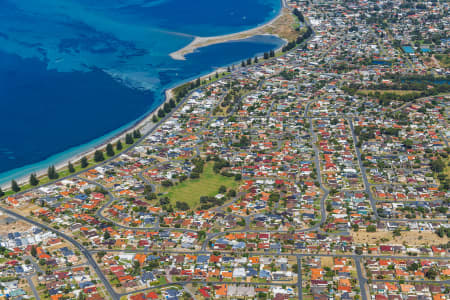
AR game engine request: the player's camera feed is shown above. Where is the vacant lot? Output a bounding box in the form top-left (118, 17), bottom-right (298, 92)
top-left (358, 89), bottom-right (419, 96)
top-left (164, 163), bottom-right (239, 208)
top-left (321, 256), bottom-right (334, 268)
top-left (352, 230), bottom-right (449, 246)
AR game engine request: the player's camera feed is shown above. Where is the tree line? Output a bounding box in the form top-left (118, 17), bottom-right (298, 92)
top-left (2, 130), bottom-right (141, 194)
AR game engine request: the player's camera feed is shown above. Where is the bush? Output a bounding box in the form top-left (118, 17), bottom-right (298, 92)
top-left (175, 201), bottom-right (190, 211)
top-left (367, 225), bottom-right (377, 232)
top-left (161, 180), bottom-right (173, 187)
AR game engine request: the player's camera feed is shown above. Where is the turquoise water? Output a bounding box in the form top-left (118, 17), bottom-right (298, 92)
top-left (0, 0), bottom-right (284, 185)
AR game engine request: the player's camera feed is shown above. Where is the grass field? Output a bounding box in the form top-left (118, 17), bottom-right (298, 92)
top-left (435, 54), bottom-right (450, 68)
top-left (163, 163), bottom-right (239, 208)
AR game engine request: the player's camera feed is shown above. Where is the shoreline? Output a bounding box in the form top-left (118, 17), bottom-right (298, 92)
top-left (0, 1), bottom-right (288, 190)
top-left (0, 66), bottom-right (228, 190)
top-left (170, 0), bottom-right (287, 60)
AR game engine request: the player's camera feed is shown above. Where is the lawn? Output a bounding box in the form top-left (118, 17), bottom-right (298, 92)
top-left (163, 163), bottom-right (239, 208)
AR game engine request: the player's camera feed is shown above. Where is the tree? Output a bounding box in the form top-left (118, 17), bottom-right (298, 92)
top-left (176, 201), bottom-right (190, 211)
top-left (68, 161), bottom-right (75, 173)
top-left (431, 159), bottom-right (445, 173)
top-left (254, 56), bottom-right (259, 63)
top-left (125, 133), bottom-right (134, 145)
top-left (47, 165), bottom-right (58, 180)
top-left (161, 180), bottom-right (173, 187)
top-left (157, 109), bottom-right (165, 118)
top-left (152, 115), bottom-right (158, 123)
top-left (163, 102), bottom-right (171, 114)
top-left (227, 189), bottom-right (236, 198)
top-left (31, 245), bottom-right (37, 257)
top-left (116, 140), bottom-right (123, 151)
top-left (133, 129), bottom-right (141, 139)
top-left (81, 156), bottom-right (89, 168)
top-left (198, 230), bottom-right (206, 240)
top-left (425, 267), bottom-right (438, 280)
top-left (94, 150), bottom-right (105, 162)
top-left (270, 50), bottom-right (275, 57)
top-left (11, 180), bottom-right (20, 193)
top-left (29, 173), bottom-right (39, 186)
top-left (103, 231), bottom-right (110, 240)
top-left (264, 52), bottom-right (269, 59)
top-left (106, 143), bottom-right (115, 157)
top-left (0, 187), bottom-right (3, 197)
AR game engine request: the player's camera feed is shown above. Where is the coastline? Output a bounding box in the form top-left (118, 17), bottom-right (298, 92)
top-left (0, 66), bottom-right (228, 189)
top-left (170, 0), bottom-right (287, 60)
top-left (0, 0), bottom-right (289, 190)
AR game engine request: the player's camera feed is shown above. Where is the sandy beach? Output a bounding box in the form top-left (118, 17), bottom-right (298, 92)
top-left (170, 0), bottom-right (288, 60)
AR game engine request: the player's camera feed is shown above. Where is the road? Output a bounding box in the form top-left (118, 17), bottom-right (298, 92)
top-left (0, 206), bottom-right (120, 300)
top-left (26, 276), bottom-right (40, 300)
top-left (355, 257), bottom-right (369, 300)
top-left (1, 7), bottom-right (448, 300)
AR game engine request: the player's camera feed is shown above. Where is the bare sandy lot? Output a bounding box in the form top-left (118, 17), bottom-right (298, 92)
top-left (352, 230), bottom-right (449, 246)
top-left (0, 217), bottom-right (31, 235)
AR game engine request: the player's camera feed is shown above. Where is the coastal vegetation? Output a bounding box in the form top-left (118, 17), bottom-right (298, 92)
top-left (1, 131), bottom-right (142, 198)
top-left (11, 180), bottom-right (20, 193)
top-left (68, 162), bottom-right (75, 173)
top-left (47, 165), bottom-right (58, 180)
top-left (94, 150), bottom-right (105, 162)
top-left (106, 143), bottom-right (115, 157)
top-left (281, 9), bottom-right (313, 52)
top-left (29, 173), bottom-right (39, 186)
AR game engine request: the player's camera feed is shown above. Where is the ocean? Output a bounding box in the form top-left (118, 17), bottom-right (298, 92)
top-left (0, 0), bottom-right (284, 185)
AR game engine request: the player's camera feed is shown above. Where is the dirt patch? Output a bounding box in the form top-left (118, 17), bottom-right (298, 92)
top-left (352, 230), bottom-right (449, 246)
top-left (0, 217), bottom-right (31, 235)
top-left (321, 256), bottom-right (333, 268)
top-left (11, 203), bottom-right (42, 216)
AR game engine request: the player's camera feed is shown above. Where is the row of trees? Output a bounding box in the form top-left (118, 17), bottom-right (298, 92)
top-left (282, 25), bottom-right (313, 52)
top-left (152, 98), bottom-right (177, 123)
top-left (240, 50), bottom-right (276, 68)
top-left (2, 130), bottom-right (141, 195)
